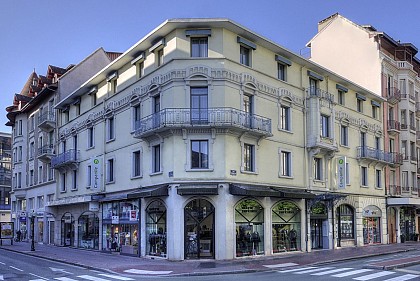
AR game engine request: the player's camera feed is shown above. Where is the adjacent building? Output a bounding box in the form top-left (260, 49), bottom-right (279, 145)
top-left (0, 132), bottom-right (11, 222)
top-left (307, 13), bottom-right (420, 243)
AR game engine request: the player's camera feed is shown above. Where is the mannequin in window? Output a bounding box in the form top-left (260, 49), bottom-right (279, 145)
top-left (289, 229), bottom-right (297, 250)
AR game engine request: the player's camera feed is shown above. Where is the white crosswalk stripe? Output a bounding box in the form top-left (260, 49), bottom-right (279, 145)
top-left (382, 274), bottom-right (420, 281)
top-left (55, 278), bottom-right (78, 281)
top-left (353, 271), bottom-right (396, 280)
top-left (98, 274), bottom-right (134, 280)
top-left (263, 262), bottom-right (298, 268)
top-left (294, 267), bottom-right (334, 274)
top-left (332, 269), bottom-right (373, 277)
top-left (278, 266), bottom-right (316, 273)
top-left (78, 275), bottom-right (112, 281)
top-left (311, 267), bottom-right (354, 275)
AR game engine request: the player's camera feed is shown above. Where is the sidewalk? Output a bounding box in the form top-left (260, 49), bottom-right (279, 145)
top-left (1, 240), bottom-right (420, 276)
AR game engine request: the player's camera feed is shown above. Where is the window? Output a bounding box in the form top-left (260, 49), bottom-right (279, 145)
top-left (278, 63), bottom-right (286, 81)
top-left (340, 125), bottom-right (348, 146)
top-left (18, 120), bottom-right (22, 136)
top-left (309, 78), bottom-right (318, 96)
top-left (280, 151), bottom-right (291, 177)
top-left (18, 146), bottom-right (22, 162)
top-left (280, 105), bottom-right (290, 131)
top-left (338, 205), bottom-right (354, 239)
top-left (76, 103), bottom-right (81, 116)
top-left (376, 169), bottom-right (382, 188)
top-left (72, 170), bottom-right (77, 190)
top-left (107, 116), bottom-right (115, 141)
top-left (401, 109), bottom-right (407, 129)
top-left (132, 150), bottom-right (142, 177)
top-left (38, 166), bottom-right (43, 184)
top-left (338, 90), bottom-right (345, 105)
top-left (137, 61), bottom-right (144, 78)
top-left (314, 158), bottom-right (322, 180)
top-left (61, 172), bottom-right (66, 192)
top-left (47, 163), bottom-right (54, 181)
top-left (360, 132), bottom-right (366, 147)
top-left (157, 49), bottom-right (164, 66)
top-left (110, 79), bottom-right (117, 94)
top-left (92, 92), bottom-right (97, 106)
top-left (402, 171), bottom-right (408, 190)
top-left (372, 105), bottom-right (377, 119)
top-left (244, 143), bottom-right (255, 172)
top-left (191, 87), bottom-right (208, 123)
top-left (361, 166), bottom-right (368, 186)
top-left (191, 37), bottom-right (208, 57)
top-left (191, 140), bottom-right (208, 169)
top-left (29, 170), bottom-right (34, 186)
top-left (87, 127), bottom-right (94, 148)
top-left (152, 145), bottom-right (161, 173)
top-left (132, 104), bottom-right (141, 131)
top-left (37, 196), bottom-right (44, 209)
top-left (107, 158), bottom-right (115, 183)
top-left (240, 45), bottom-right (251, 66)
top-left (87, 165), bottom-right (92, 188)
top-left (357, 99), bottom-right (363, 113)
top-left (29, 142), bottom-right (34, 159)
top-left (17, 172), bottom-right (22, 188)
top-left (320, 115), bottom-right (330, 137)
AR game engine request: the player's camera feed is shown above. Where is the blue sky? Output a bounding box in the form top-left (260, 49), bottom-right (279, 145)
top-left (1, 0), bottom-right (420, 133)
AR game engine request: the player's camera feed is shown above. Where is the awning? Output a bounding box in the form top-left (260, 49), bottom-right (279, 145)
top-left (177, 185), bottom-right (219, 195)
top-left (127, 185), bottom-right (169, 199)
top-left (99, 194), bottom-right (128, 202)
top-left (229, 184), bottom-right (315, 199)
top-left (387, 197), bottom-right (420, 206)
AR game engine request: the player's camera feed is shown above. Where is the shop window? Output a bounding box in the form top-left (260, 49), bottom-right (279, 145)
top-left (61, 212), bottom-right (74, 247)
top-left (184, 199), bottom-right (215, 259)
top-left (272, 201), bottom-right (300, 253)
top-left (337, 204), bottom-right (354, 241)
top-left (146, 200), bottom-right (167, 258)
top-left (362, 205), bottom-right (382, 245)
top-left (78, 212), bottom-right (99, 249)
top-left (235, 199), bottom-right (264, 257)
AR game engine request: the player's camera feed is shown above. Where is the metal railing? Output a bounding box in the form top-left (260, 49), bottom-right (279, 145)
top-left (134, 108), bottom-right (272, 137)
top-left (307, 87), bottom-right (335, 102)
top-left (38, 112), bottom-right (55, 124)
top-left (357, 146), bottom-right (403, 165)
top-left (387, 120), bottom-right (401, 131)
top-left (386, 87), bottom-right (401, 103)
top-left (386, 185), bottom-right (401, 196)
top-left (51, 149), bottom-right (80, 168)
top-left (38, 144), bottom-right (54, 155)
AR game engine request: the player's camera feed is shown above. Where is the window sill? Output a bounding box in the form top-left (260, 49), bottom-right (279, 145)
top-left (186, 168), bottom-right (214, 172)
top-left (106, 181), bottom-right (115, 185)
top-left (241, 170), bottom-right (258, 175)
top-left (60, 190), bottom-right (67, 193)
top-left (71, 188), bottom-right (78, 191)
top-left (278, 128), bottom-right (292, 134)
top-left (360, 185), bottom-right (369, 188)
top-left (106, 138), bottom-right (116, 144)
top-left (150, 172), bottom-right (163, 176)
top-left (340, 144), bottom-right (350, 148)
top-left (313, 179), bottom-right (325, 184)
top-left (131, 175), bottom-right (143, 180)
top-left (279, 175), bottom-right (293, 179)
top-left (86, 146), bottom-right (95, 151)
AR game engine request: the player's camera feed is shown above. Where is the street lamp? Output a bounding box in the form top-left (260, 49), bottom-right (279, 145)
top-left (29, 210), bottom-right (35, 251)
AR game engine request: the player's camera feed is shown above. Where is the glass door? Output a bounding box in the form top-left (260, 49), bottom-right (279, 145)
top-left (311, 219), bottom-right (323, 249)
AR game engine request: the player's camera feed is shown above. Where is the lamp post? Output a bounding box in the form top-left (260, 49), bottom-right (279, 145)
top-left (30, 211), bottom-right (35, 251)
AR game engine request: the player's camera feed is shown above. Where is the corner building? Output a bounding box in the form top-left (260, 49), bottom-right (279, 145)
top-left (34, 19), bottom-right (387, 260)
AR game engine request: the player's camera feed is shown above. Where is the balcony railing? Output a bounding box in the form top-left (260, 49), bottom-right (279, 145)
top-left (357, 146), bottom-right (402, 166)
top-left (386, 87), bottom-right (401, 104)
top-left (307, 87), bottom-right (334, 102)
top-left (134, 108), bottom-right (272, 138)
top-left (401, 93), bottom-right (416, 101)
top-left (402, 186), bottom-right (410, 193)
top-left (38, 111), bottom-right (56, 132)
top-left (397, 61), bottom-right (414, 70)
top-left (387, 120), bottom-right (400, 135)
top-left (387, 185), bottom-right (401, 196)
top-left (38, 144), bottom-right (55, 163)
top-left (51, 149), bottom-right (80, 170)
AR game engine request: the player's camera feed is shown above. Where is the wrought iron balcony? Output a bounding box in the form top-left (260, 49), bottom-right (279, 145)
top-left (386, 87), bottom-right (401, 104)
top-left (357, 146), bottom-right (402, 166)
top-left (38, 144), bottom-right (55, 163)
top-left (386, 185), bottom-right (401, 196)
top-left (387, 120), bottom-right (400, 136)
top-left (133, 108), bottom-right (272, 139)
top-left (401, 93), bottom-right (416, 101)
top-left (38, 112), bottom-right (56, 132)
top-left (51, 149), bottom-right (80, 171)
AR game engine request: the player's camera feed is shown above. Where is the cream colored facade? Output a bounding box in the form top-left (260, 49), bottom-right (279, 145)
top-left (308, 13), bottom-right (420, 243)
top-left (9, 18), bottom-right (391, 260)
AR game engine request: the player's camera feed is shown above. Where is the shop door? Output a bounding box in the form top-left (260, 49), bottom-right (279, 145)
top-left (63, 223), bottom-right (74, 246)
top-left (48, 221), bottom-right (54, 245)
top-left (311, 219), bottom-right (323, 249)
top-left (363, 218), bottom-right (381, 244)
top-left (184, 199), bottom-right (215, 259)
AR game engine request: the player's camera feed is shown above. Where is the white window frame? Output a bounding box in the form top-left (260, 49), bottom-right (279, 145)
top-left (132, 149), bottom-right (143, 178)
top-left (279, 105), bottom-right (291, 131)
top-left (361, 166), bottom-right (368, 187)
top-left (106, 116), bottom-right (115, 142)
top-left (191, 37), bottom-right (208, 58)
top-left (376, 169), bottom-right (382, 188)
top-left (132, 104), bottom-right (141, 132)
top-left (106, 157), bottom-right (115, 183)
top-left (340, 125), bottom-right (348, 146)
top-left (151, 144), bottom-right (162, 175)
top-left (87, 126), bottom-right (95, 149)
top-left (320, 114), bottom-right (330, 138)
top-left (61, 172), bottom-right (66, 193)
top-left (72, 170), bottom-right (77, 190)
top-left (314, 157), bottom-right (323, 181)
top-left (279, 149), bottom-right (292, 178)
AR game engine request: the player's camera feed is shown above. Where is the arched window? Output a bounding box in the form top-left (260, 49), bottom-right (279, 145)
top-left (337, 204), bottom-right (354, 239)
top-left (235, 199), bottom-right (264, 257)
top-left (272, 201), bottom-right (300, 252)
top-left (146, 200), bottom-right (167, 258)
top-left (78, 212), bottom-right (99, 249)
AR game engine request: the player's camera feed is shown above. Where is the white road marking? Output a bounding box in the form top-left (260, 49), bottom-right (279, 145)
top-left (278, 266), bottom-right (317, 273)
top-left (123, 269), bottom-right (173, 275)
top-left (29, 272), bottom-right (49, 280)
top-left (311, 268), bottom-right (354, 275)
top-left (55, 278), bottom-right (78, 281)
top-left (264, 262), bottom-right (298, 268)
top-left (353, 271), bottom-right (395, 280)
top-left (0, 262), bottom-right (5, 265)
top-left (9, 265), bottom-right (23, 271)
top-left (29, 279), bottom-right (48, 281)
top-left (50, 267), bottom-right (73, 274)
top-left (382, 274), bottom-right (420, 281)
top-left (332, 269), bottom-right (373, 277)
top-left (78, 275), bottom-right (111, 281)
top-left (294, 267), bottom-right (333, 274)
top-left (98, 274), bottom-right (135, 280)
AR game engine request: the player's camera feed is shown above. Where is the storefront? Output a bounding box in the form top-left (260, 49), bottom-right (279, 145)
top-left (78, 212), bottom-right (99, 249)
top-left (400, 206), bottom-right (417, 241)
top-left (61, 212), bottom-right (74, 246)
top-left (184, 198), bottom-right (215, 259)
top-left (310, 202), bottom-right (327, 249)
top-left (362, 205), bottom-right (381, 244)
top-left (102, 200), bottom-right (139, 255)
top-left (337, 204), bottom-right (355, 247)
top-left (272, 200), bottom-right (301, 253)
top-left (387, 207), bottom-right (397, 244)
top-left (235, 199), bottom-right (264, 257)
top-left (146, 200), bottom-right (167, 258)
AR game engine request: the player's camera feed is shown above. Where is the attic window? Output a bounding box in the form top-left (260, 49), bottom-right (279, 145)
top-left (149, 38), bottom-right (165, 53)
top-left (131, 52), bottom-right (145, 65)
top-left (307, 70), bottom-right (323, 81)
top-left (106, 71), bottom-right (118, 82)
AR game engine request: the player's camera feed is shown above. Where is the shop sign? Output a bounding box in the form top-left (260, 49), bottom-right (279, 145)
top-left (89, 202), bottom-right (99, 212)
top-left (0, 222), bottom-right (13, 239)
top-left (129, 210), bottom-right (138, 221)
top-left (91, 157), bottom-right (102, 189)
top-left (363, 205), bottom-right (382, 217)
top-left (337, 156), bottom-right (346, 189)
top-left (112, 216), bottom-right (119, 224)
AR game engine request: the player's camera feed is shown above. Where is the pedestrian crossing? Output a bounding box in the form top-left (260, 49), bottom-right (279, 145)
top-left (273, 265), bottom-right (420, 280)
top-left (30, 273), bottom-right (134, 281)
